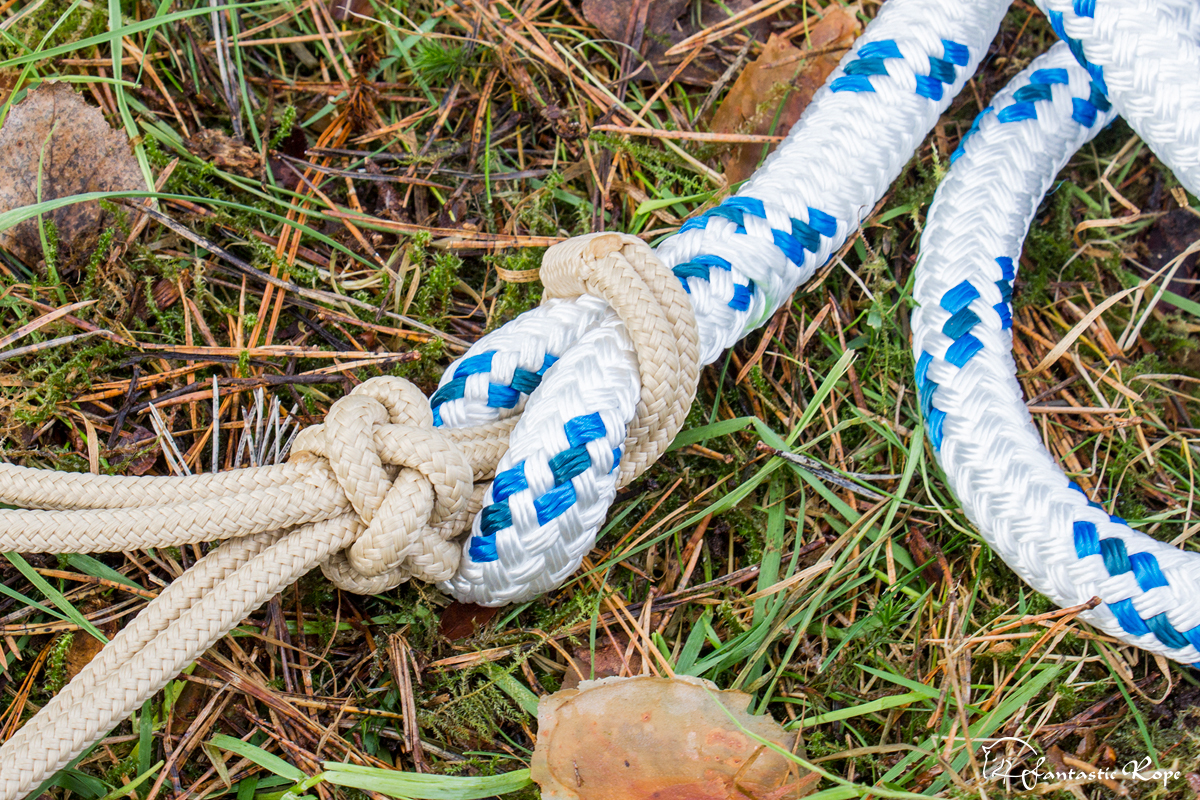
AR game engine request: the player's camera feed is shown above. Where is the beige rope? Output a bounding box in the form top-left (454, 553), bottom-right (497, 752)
top-left (540, 233), bottom-right (699, 486)
top-left (0, 234), bottom-right (699, 798)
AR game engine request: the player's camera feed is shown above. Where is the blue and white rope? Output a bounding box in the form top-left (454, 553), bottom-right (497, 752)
top-left (912, 41), bottom-right (1200, 663)
top-left (1033, 0), bottom-right (1200, 196)
top-left (429, 0), bottom-right (1200, 665)
top-left (434, 0), bottom-right (1012, 605)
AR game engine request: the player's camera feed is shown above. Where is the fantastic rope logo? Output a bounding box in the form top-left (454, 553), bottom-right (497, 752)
top-left (978, 737), bottom-right (1182, 790)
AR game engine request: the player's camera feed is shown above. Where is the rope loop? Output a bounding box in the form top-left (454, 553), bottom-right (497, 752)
top-left (279, 233), bottom-right (703, 595)
top-left (539, 232), bottom-right (700, 485)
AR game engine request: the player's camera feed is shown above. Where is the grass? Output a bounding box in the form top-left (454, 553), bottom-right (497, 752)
top-left (0, 0), bottom-right (1199, 798)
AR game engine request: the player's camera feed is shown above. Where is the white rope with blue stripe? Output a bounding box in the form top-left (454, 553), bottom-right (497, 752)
top-left (912, 38), bottom-right (1200, 665)
top-left (4, 0), bottom-right (1200, 792)
top-left (438, 0), bottom-right (1013, 604)
top-left (436, 0), bottom-right (1200, 666)
top-left (907, 14), bottom-right (1200, 662)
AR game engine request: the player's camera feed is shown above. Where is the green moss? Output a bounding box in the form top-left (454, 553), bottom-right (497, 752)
top-left (0, 0), bottom-right (103, 60)
top-left (44, 632), bottom-right (73, 695)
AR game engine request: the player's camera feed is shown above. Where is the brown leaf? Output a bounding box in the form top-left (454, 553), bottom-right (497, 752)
top-left (169, 665), bottom-right (214, 735)
top-left (0, 82), bottom-right (144, 271)
top-left (329, 0), bottom-right (373, 22)
top-left (268, 126), bottom-right (309, 192)
top-left (904, 526), bottom-right (951, 587)
top-left (439, 602), bottom-right (498, 639)
top-left (61, 601), bottom-right (119, 685)
top-left (711, 7), bottom-right (861, 184)
top-left (532, 675), bottom-right (819, 800)
top-left (0, 72), bottom-right (17, 107)
top-left (560, 631), bottom-right (642, 692)
top-left (1143, 208), bottom-right (1199, 311)
top-left (185, 128), bottom-right (260, 179)
top-left (581, 0), bottom-right (786, 85)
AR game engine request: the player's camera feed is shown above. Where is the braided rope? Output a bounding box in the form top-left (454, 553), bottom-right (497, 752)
top-left (0, 236), bottom-right (692, 793)
top-left (913, 39), bottom-right (1200, 664)
top-left (440, 0), bottom-right (1013, 601)
top-left (1033, 0), bottom-right (1200, 196)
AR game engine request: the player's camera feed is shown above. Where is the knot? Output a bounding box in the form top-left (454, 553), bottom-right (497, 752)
top-left (539, 233), bottom-right (700, 485)
top-left (290, 376), bottom-right (482, 594)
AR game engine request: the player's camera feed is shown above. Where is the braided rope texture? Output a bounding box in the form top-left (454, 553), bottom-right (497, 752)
top-left (1033, 0), bottom-right (1200, 196)
top-left (433, 0), bottom-right (1012, 604)
top-left (445, 234), bottom-right (692, 604)
top-left (912, 40), bottom-right (1200, 664)
top-left (0, 532), bottom-right (278, 796)
top-left (3, 1), bottom-right (1200, 790)
top-left (0, 522), bottom-right (357, 798)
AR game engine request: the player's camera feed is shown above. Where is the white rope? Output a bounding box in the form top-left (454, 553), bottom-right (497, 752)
top-left (912, 39), bottom-right (1200, 663)
top-left (437, 0), bottom-right (1012, 605)
top-left (1032, 0), bottom-right (1200, 196)
top-left (4, 0), bottom-right (1200, 791)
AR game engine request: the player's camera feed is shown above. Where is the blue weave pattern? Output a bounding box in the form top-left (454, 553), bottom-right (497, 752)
top-left (431, 351), bottom-right (559, 426)
top-left (917, 48), bottom-right (1200, 662)
top-left (467, 411), bottom-right (621, 563)
top-left (1046, 9), bottom-right (1107, 93)
top-left (832, 38), bottom-right (969, 101)
top-left (671, 200), bottom-right (836, 310)
top-left (1070, 487), bottom-right (1200, 655)
top-left (951, 68), bottom-right (1109, 163)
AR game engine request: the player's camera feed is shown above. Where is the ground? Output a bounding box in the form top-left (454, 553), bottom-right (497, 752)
top-left (0, 0), bottom-right (1198, 798)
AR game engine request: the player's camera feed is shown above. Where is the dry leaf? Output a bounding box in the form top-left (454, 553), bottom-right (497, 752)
top-left (0, 82), bottom-right (144, 271)
top-left (60, 600), bottom-right (118, 685)
top-left (532, 675), bottom-right (818, 800)
top-left (0, 72), bottom-right (17, 107)
top-left (581, 0), bottom-right (786, 85)
top-left (1142, 208), bottom-right (1199, 310)
top-left (185, 128), bottom-right (260, 178)
top-left (904, 526), bottom-right (951, 587)
top-left (711, 7), bottom-right (861, 184)
top-left (439, 601), bottom-right (498, 639)
top-left (329, 0), bottom-right (373, 22)
top-left (560, 631), bottom-right (643, 692)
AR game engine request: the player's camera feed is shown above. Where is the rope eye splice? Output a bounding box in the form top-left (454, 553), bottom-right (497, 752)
top-left (1, 0), bottom-right (1199, 794)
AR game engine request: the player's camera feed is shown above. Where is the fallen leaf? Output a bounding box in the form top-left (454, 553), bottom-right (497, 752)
top-left (61, 599), bottom-right (119, 684)
top-left (329, 0), bottom-right (373, 22)
top-left (1142, 208), bottom-right (1199, 311)
top-left (710, 7), bottom-right (861, 184)
top-left (185, 128), bottom-right (260, 179)
top-left (439, 602), bottom-right (498, 639)
top-left (904, 526), bottom-right (951, 587)
top-left (560, 630), bottom-right (642, 691)
top-left (268, 126), bottom-right (309, 192)
top-left (0, 72), bottom-right (16, 107)
top-left (0, 82), bottom-right (144, 272)
top-left (532, 675), bottom-right (818, 800)
top-left (581, 0), bottom-right (788, 86)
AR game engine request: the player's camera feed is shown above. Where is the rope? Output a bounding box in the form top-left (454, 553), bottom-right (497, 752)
top-left (1, 0), bottom-right (1199, 792)
top-left (0, 237), bottom-right (692, 794)
top-left (913, 39), bottom-right (1200, 664)
top-left (440, 0), bottom-right (1013, 603)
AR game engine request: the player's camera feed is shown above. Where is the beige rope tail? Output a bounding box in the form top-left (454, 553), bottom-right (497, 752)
top-left (0, 520), bottom-right (355, 798)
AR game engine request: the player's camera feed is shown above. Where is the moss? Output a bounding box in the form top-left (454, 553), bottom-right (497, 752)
top-left (43, 632), bottom-right (73, 695)
top-left (0, 0), bottom-right (103, 61)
